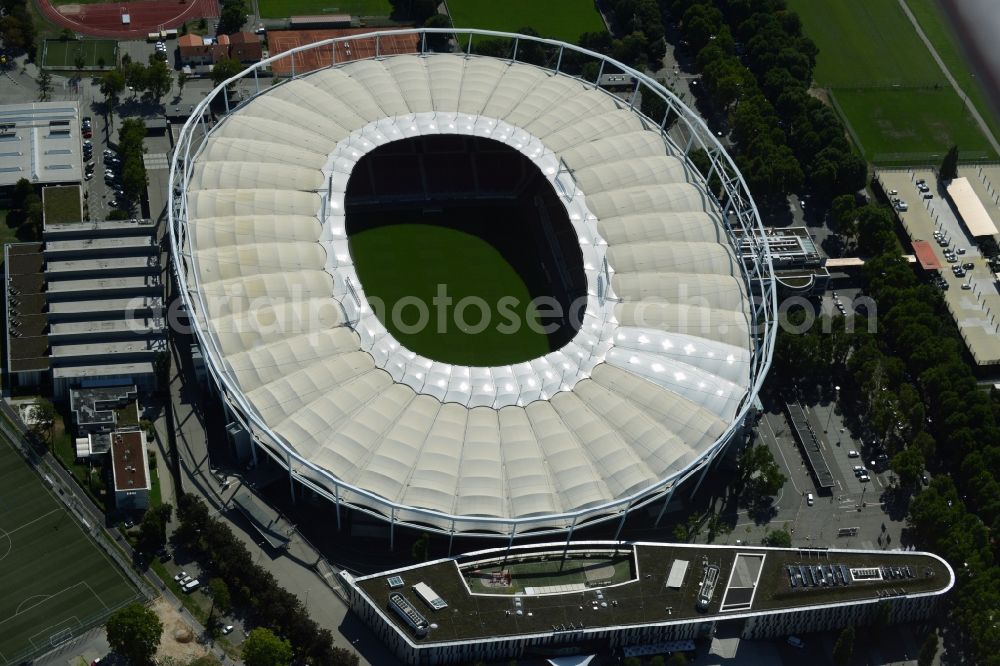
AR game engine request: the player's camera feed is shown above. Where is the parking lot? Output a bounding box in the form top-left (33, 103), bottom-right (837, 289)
top-left (877, 167), bottom-right (1000, 364)
top-left (756, 401), bottom-right (902, 552)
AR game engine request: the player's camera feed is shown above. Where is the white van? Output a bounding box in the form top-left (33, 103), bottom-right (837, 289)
top-left (182, 579), bottom-right (200, 593)
top-left (787, 635), bottom-right (805, 648)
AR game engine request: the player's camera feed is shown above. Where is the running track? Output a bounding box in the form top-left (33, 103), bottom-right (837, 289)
top-left (35, 0), bottom-right (221, 40)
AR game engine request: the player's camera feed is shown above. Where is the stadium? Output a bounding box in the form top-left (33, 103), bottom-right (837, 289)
top-left (168, 29), bottom-right (777, 542)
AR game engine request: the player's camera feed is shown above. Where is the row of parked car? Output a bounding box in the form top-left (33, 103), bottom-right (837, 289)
top-left (172, 570), bottom-right (201, 593)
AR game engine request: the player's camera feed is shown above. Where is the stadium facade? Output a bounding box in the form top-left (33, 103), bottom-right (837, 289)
top-left (169, 29), bottom-right (777, 541)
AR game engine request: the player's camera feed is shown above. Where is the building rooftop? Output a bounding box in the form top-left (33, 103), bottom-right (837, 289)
top-left (5, 242), bottom-right (49, 373)
top-left (52, 361), bottom-right (155, 380)
top-left (349, 542), bottom-right (953, 645)
top-left (50, 337), bottom-right (166, 359)
top-left (0, 102), bottom-right (82, 187)
top-left (946, 177), bottom-right (998, 237)
top-left (44, 236), bottom-right (154, 255)
top-left (45, 256), bottom-right (157, 275)
top-left (48, 296), bottom-right (162, 315)
top-left (49, 318), bottom-right (161, 337)
top-left (110, 430), bottom-right (149, 492)
top-left (44, 218), bottom-right (155, 237)
top-left (46, 275), bottom-right (159, 295)
top-left (69, 384), bottom-right (138, 432)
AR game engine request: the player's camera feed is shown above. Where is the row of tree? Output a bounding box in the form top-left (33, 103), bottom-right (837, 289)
top-left (104, 601), bottom-right (295, 666)
top-left (117, 117), bottom-right (149, 205)
top-left (98, 53), bottom-right (174, 111)
top-left (668, 0), bottom-right (866, 203)
top-left (174, 494), bottom-right (359, 666)
top-left (773, 197), bottom-right (1000, 661)
top-left (853, 209), bottom-right (1000, 662)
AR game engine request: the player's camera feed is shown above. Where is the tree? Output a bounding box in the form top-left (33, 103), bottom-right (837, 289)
top-left (891, 446), bottom-right (925, 488)
top-left (736, 443), bottom-right (787, 501)
top-left (100, 69), bottom-right (125, 118)
top-left (667, 654), bottom-right (687, 666)
top-left (832, 626), bottom-right (855, 666)
top-left (207, 578), bottom-right (232, 615)
top-left (242, 628), bottom-right (293, 666)
top-left (218, 0), bottom-right (249, 35)
top-left (210, 57), bottom-right (243, 88)
top-left (106, 603), bottom-right (163, 666)
top-left (424, 14), bottom-right (452, 51)
top-left (762, 528), bottom-right (792, 547)
top-left (123, 60), bottom-right (147, 96)
top-left (145, 56), bottom-right (173, 102)
top-left (36, 70), bottom-right (52, 101)
top-left (940, 145), bottom-right (958, 181)
top-left (28, 399), bottom-right (56, 448)
top-left (73, 49), bottom-right (86, 78)
top-left (137, 508), bottom-right (165, 553)
top-left (918, 633), bottom-right (938, 666)
top-left (177, 71), bottom-right (188, 96)
top-left (411, 532), bottom-right (429, 562)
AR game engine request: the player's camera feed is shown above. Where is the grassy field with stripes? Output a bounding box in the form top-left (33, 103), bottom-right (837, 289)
top-left (0, 436), bottom-right (138, 665)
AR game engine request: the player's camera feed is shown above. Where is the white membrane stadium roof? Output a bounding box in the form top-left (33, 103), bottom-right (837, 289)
top-left (183, 54), bottom-right (754, 531)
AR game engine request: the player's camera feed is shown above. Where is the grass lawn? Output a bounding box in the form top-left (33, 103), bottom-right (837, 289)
top-left (903, 0), bottom-right (1000, 148)
top-left (52, 413), bottom-right (109, 513)
top-left (788, 0), bottom-right (943, 88)
top-left (41, 39), bottom-right (118, 70)
top-left (448, 0), bottom-right (606, 43)
top-left (257, 0), bottom-right (392, 19)
top-left (348, 223), bottom-right (550, 366)
top-left (42, 186), bottom-right (82, 224)
top-left (833, 87), bottom-right (996, 162)
top-left (0, 435), bottom-right (139, 663)
top-left (787, 0), bottom-right (995, 163)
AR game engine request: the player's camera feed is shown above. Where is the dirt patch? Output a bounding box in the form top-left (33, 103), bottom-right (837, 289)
top-left (809, 86), bottom-right (832, 106)
top-left (151, 597), bottom-right (210, 663)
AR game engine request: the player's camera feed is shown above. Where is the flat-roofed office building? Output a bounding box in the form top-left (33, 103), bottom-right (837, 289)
top-left (0, 102), bottom-right (83, 188)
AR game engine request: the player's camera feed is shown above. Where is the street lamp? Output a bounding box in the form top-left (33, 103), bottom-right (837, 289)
top-left (825, 385), bottom-right (840, 433)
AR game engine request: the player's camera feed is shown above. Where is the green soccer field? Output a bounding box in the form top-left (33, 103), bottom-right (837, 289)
top-left (903, 0), bottom-right (1000, 150)
top-left (786, 0), bottom-right (996, 162)
top-left (448, 0), bottom-right (606, 43)
top-left (257, 0), bottom-right (392, 19)
top-left (833, 87), bottom-right (996, 162)
top-left (787, 0), bottom-right (943, 88)
top-left (348, 222), bottom-right (551, 367)
top-left (41, 39), bottom-right (118, 70)
top-left (0, 436), bottom-right (139, 665)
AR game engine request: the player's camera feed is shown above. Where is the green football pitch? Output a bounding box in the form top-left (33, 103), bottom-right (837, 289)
top-left (448, 0), bottom-right (606, 43)
top-left (41, 39), bottom-right (118, 70)
top-left (0, 436), bottom-right (139, 665)
top-left (256, 0), bottom-right (392, 19)
top-left (786, 0), bottom-right (997, 162)
top-left (348, 221), bottom-right (552, 367)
